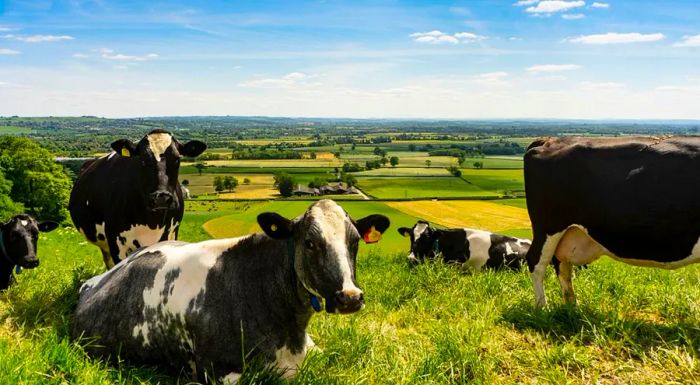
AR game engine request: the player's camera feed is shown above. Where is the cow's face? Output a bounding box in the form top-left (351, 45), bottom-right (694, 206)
top-left (398, 220), bottom-right (437, 264)
top-left (110, 129), bottom-right (206, 211)
top-left (0, 215), bottom-right (58, 268)
top-left (258, 199), bottom-right (390, 314)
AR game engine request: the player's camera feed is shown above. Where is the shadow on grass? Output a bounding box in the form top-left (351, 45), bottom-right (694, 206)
top-left (501, 302), bottom-right (700, 353)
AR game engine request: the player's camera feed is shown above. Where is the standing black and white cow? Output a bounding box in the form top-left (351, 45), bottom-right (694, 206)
top-left (0, 214), bottom-right (58, 290)
top-left (398, 220), bottom-right (531, 271)
top-left (524, 136), bottom-right (700, 307)
top-left (72, 200), bottom-right (390, 383)
top-left (69, 129), bottom-right (206, 269)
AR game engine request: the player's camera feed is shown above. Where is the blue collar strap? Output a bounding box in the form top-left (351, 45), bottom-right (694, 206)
top-left (287, 238), bottom-right (321, 312)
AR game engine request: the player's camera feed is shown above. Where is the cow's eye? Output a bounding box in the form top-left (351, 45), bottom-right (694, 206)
top-left (305, 240), bottom-right (315, 249)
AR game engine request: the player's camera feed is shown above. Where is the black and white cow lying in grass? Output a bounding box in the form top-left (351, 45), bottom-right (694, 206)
top-left (398, 220), bottom-right (531, 271)
top-left (72, 200), bottom-right (390, 383)
top-left (0, 214), bottom-right (58, 290)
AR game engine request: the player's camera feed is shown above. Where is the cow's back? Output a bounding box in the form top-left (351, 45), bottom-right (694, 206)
top-left (524, 136), bottom-right (700, 262)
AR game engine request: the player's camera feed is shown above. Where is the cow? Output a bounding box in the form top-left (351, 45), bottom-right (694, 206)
top-left (398, 220), bottom-right (531, 271)
top-left (72, 199), bottom-right (390, 383)
top-left (69, 129), bottom-right (206, 269)
top-left (524, 136), bottom-right (700, 307)
top-left (0, 214), bottom-right (58, 290)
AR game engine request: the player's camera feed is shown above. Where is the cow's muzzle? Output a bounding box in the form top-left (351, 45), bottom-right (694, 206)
top-left (19, 257), bottom-right (39, 269)
top-left (149, 191), bottom-right (175, 210)
top-left (333, 289), bottom-right (364, 314)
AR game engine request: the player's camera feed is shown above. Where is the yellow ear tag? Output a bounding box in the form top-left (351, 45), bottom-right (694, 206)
top-left (270, 224), bottom-right (278, 232)
top-left (121, 148), bottom-right (131, 157)
top-left (363, 226), bottom-right (382, 244)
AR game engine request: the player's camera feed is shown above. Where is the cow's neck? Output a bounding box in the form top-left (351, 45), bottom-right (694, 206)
top-left (0, 261), bottom-right (14, 290)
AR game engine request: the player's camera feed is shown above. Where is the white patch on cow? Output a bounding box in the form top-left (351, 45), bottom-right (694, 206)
top-left (464, 229), bottom-right (492, 271)
top-left (517, 239), bottom-right (532, 247)
top-left (274, 334), bottom-right (315, 379)
top-left (105, 151), bottom-right (117, 160)
top-left (531, 230), bottom-right (565, 307)
top-left (132, 237), bottom-right (247, 347)
top-left (116, 223), bottom-right (167, 258)
top-left (413, 222), bottom-right (428, 241)
top-left (222, 372), bottom-right (241, 384)
top-left (167, 219), bottom-right (179, 240)
top-left (20, 220), bottom-right (28, 226)
top-left (81, 222), bottom-right (108, 253)
top-left (309, 200), bottom-right (360, 294)
top-left (147, 132), bottom-right (172, 162)
top-left (505, 242), bottom-right (514, 256)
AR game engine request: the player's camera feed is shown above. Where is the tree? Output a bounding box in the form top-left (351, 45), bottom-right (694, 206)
top-left (308, 177), bottom-right (328, 189)
top-left (0, 136), bottom-right (71, 221)
top-left (380, 157), bottom-right (388, 166)
top-left (341, 172), bottom-right (357, 187)
top-left (351, 143), bottom-right (356, 151)
top-left (194, 162), bottom-right (207, 175)
top-left (274, 173), bottom-right (295, 197)
top-left (408, 144), bottom-right (416, 152)
top-left (473, 161), bottom-right (484, 169)
top-left (447, 166), bottom-right (462, 177)
top-left (0, 168), bottom-right (23, 220)
top-left (213, 176), bottom-right (225, 193)
top-left (390, 156), bottom-right (399, 167)
top-left (373, 147), bottom-right (387, 157)
top-left (243, 178), bottom-right (251, 185)
top-left (425, 159), bottom-right (432, 168)
top-left (223, 176), bottom-right (239, 192)
top-left (309, 152), bottom-right (317, 159)
top-left (333, 152), bottom-right (341, 159)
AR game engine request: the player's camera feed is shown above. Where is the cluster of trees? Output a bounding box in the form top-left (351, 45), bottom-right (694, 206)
top-left (447, 166), bottom-right (462, 177)
top-left (0, 137), bottom-right (71, 221)
top-left (213, 175), bottom-right (239, 193)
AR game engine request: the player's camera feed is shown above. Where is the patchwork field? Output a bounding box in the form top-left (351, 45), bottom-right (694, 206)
top-left (181, 173), bottom-right (278, 198)
top-left (357, 177), bottom-right (497, 199)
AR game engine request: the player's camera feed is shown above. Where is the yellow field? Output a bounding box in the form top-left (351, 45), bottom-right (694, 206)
top-left (385, 200), bottom-right (531, 232)
top-left (234, 139), bottom-right (313, 145)
top-left (314, 152), bottom-right (336, 160)
top-left (182, 173), bottom-right (277, 198)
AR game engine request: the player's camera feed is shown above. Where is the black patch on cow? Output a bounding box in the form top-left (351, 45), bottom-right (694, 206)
top-left (133, 240), bottom-right (141, 248)
top-left (97, 234), bottom-right (106, 241)
top-left (161, 268), bottom-right (181, 305)
top-left (119, 236), bottom-right (126, 245)
top-left (485, 234), bottom-right (528, 270)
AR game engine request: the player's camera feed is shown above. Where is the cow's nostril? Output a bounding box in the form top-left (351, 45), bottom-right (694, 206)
top-left (357, 292), bottom-right (364, 302)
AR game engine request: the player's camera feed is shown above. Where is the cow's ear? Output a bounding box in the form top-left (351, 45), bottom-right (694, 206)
top-left (38, 221), bottom-right (59, 233)
top-left (355, 214), bottom-right (390, 244)
top-left (111, 139), bottom-right (137, 157)
top-left (180, 140), bottom-right (207, 158)
top-left (257, 212), bottom-right (293, 239)
top-left (398, 227), bottom-right (411, 238)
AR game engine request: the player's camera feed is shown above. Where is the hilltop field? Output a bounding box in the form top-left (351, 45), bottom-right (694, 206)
top-left (1, 117), bottom-right (699, 384)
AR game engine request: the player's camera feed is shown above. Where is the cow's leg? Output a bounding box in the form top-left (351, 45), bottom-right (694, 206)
top-left (106, 235), bottom-right (121, 269)
top-left (100, 250), bottom-right (114, 270)
top-left (527, 231), bottom-right (564, 307)
top-left (555, 258), bottom-right (575, 304)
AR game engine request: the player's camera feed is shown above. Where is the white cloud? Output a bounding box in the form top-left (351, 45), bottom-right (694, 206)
top-left (526, 1), bottom-right (585, 14)
top-left (472, 72), bottom-right (511, 87)
top-left (514, 0), bottom-right (539, 5)
top-left (72, 53), bottom-right (88, 58)
top-left (591, 2), bottom-right (610, 8)
top-left (100, 49), bottom-right (159, 62)
top-left (562, 13), bottom-right (585, 19)
top-left (0, 48), bottom-right (20, 55)
top-left (0, 27), bottom-right (13, 32)
top-left (410, 30), bottom-right (486, 44)
top-left (674, 34), bottom-right (700, 48)
top-left (508, 37), bottom-right (523, 41)
top-left (526, 64), bottom-right (582, 73)
top-left (568, 32), bottom-right (665, 44)
top-left (239, 72), bottom-right (319, 88)
top-left (2, 34), bottom-right (74, 43)
top-left (579, 81), bottom-right (625, 90)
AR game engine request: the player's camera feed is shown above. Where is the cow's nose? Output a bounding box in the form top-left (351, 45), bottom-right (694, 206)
top-left (22, 258), bottom-right (39, 268)
top-left (334, 289), bottom-right (364, 314)
top-left (149, 191), bottom-right (174, 209)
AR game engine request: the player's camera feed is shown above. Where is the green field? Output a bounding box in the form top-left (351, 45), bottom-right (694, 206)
top-left (2, 202), bottom-right (699, 384)
top-left (0, 125), bottom-right (32, 134)
top-left (357, 177), bottom-right (497, 199)
top-left (460, 169), bottom-right (525, 193)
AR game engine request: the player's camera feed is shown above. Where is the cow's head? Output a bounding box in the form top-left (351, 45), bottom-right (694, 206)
top-left (0, 214), bottom-right (58, 269)
top-left (398, 220), bottom-right (438, 264)
top-left (110, 129), bottom-right (206, 211)
top-left (257, 199), bottom-right (390, 314)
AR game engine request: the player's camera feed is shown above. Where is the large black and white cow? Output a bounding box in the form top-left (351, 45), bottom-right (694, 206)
top-left (398, 220), bottom-right (531, 271)
top-left (69, 129), bottom-right (206, 269)
top-left (72, 200), bottom-right (390, 383)
top-left (0, 214), bottom-right (58, 290)
top-left (524, 136), bottom-right (700, 307)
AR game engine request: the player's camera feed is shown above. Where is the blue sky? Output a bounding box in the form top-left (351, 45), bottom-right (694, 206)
top-left (0, 0), bottom-right (699, 119)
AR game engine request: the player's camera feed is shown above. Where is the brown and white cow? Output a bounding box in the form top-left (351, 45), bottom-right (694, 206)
top-left (524, 136), bottom-right (700, 307)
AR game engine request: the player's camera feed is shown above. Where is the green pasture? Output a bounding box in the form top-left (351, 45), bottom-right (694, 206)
top-left (0, 126), bottom-right (32, 134)
top-left (357, 177), bottom-right (496, 199)
top-left (461, 169), bottom-right (525, 193)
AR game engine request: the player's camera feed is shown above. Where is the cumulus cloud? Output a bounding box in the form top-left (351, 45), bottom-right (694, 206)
top-left (514, 0), bottom-right (539, 5)
top-left (239, 72), bottom-right (318, 88)
top-left (526, 64), bottom-right (582, 73)
top-left (2, 34), bottom-right (74, 42)
top-left (562, 13), bottom-right (585, 19)
top-left (100, 48), bottom-right (158, 61)
top-left (591, 2), bottom-right (610, 8)
top-left (674, 34), bottom-right (700, 48)
top-left (526, 1), bottom-right (585, 14)
top-left (0, 48), bottom-right (20, 55)
top-left (567, 32), bottom-right (665, 44)
top-left (410, 30), bottom-right (487, 44)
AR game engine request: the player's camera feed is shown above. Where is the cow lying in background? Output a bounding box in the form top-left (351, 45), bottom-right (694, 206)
top-left (69, 129), bottom-right (206, 269)
top-left (398, 220), bottom-right (531, 271)
top-left (524, 136), bottom-right (700, 307)
top-left (0, 214), bottom-right (58, 290)
top-left (72, 200), bottom-right (390, 383)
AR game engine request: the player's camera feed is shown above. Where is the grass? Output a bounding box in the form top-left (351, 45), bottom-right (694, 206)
top-left (0, 126), bottom-right (32, 134)
top-left (357, 177), bottom-right (496, 199)
top-left (460, 169), bottom-right (525, 193)
top-left (2, 200), bottom-right (699, 384)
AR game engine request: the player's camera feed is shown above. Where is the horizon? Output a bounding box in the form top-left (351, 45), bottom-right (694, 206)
top-left (1, 0), bottom-right (699, 119)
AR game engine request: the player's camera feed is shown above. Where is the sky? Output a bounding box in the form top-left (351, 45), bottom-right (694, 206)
top-left (0, 0), bottom-right (699, 119)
